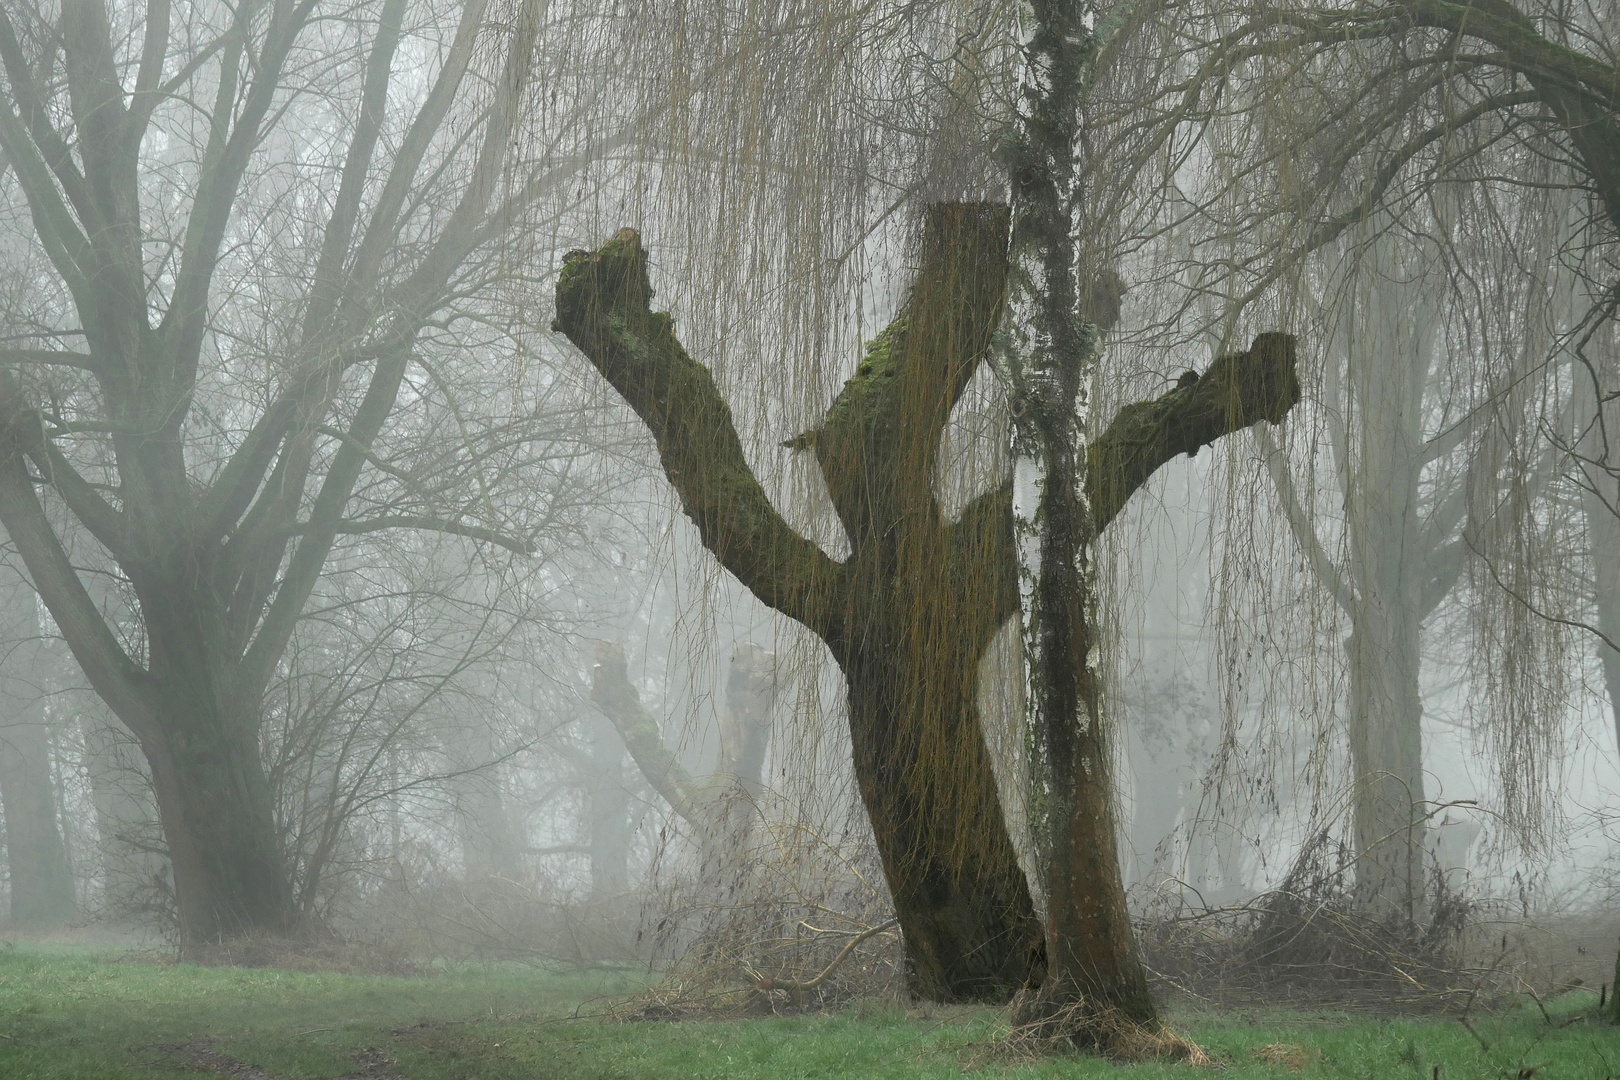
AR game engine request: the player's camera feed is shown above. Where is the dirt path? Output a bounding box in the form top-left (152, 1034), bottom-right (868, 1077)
top-left (162, 1040), bottom-right (407, 1079)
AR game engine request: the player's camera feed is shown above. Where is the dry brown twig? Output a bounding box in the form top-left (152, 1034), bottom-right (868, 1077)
top-left (751, 919), bottom-right (899, 992)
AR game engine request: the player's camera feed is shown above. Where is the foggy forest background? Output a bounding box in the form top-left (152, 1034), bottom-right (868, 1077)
top-left (0, 0), bottom-right (1617, 1017)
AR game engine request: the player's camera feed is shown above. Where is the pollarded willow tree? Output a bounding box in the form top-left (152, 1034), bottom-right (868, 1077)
top-left (589, 639), bottom-right (778, 861)
top-left (0, 0), bottom-right (628, 946)
top-left (553, 202), bottom-right (1300, 1009)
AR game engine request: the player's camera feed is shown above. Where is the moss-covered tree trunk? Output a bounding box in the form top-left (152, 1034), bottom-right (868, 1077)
top-left (1000, 0), bottom-right (1156, 1027)
top-left (554, 204), bottom-right (1300, 1003)
top-left (561, 207), bottom-right (1041, 1001)
top-left (809, 206), bottom-right (1044, 998)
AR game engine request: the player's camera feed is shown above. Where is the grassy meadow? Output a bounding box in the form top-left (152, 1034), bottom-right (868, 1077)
top-left (0, 943), bottom-right (1614, 1079)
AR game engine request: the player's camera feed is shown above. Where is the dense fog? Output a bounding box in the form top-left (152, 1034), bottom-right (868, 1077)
top-left (2, 0), bottom-right (1619, 1031)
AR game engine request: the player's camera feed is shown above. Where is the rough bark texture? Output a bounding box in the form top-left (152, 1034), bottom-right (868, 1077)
top-left (138, 691), bottom-right (292, 942)
top-left (561, 207), bottom-right (1042, 1001)
top-left (556, 204), bottom-right (1304, 1003)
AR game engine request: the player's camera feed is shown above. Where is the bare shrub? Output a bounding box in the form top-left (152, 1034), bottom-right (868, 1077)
top-left (1137, 830), bottom-right (1491, 1010)
top-left (614, 817), bottom-right (902, 1018)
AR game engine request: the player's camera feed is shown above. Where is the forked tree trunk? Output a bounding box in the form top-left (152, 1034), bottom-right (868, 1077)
top-left (0, 0), bottom-right (552, 952)
top-left (588, 641), bottom-right (779, 863)
top-left (555, 204), bottom-right (1300, 1003)
top-left (565, 209), bottom-right (1041, 1001)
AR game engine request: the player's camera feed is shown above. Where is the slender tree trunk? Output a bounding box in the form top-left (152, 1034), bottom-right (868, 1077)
top-left (1345, 617), bottom-right (1427, 919)
top-left (1002, 0), bottom-right (1159, 1027)
top-left (79, 705), bottom-right (165, 920)
top-left (1577, 336), bottom-right (1620, 756)
top-left (711, 643), bottom-right (777, 856)
top-left (454, 722), bottom-right (522, 882)
top-left (0, 561), bottom-right (76, 927)
top-left (1338, 249), bottom-right (1436, 920)
top-left (585, 707), bottom-right (633, 898)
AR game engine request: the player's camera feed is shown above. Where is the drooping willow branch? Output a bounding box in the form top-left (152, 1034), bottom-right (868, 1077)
top-left (553, 219), bottom-right (1300, 606)
top-left (552, 204), bottom-right (1300, 1002)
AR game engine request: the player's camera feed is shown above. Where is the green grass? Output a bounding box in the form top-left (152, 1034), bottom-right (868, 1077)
top-left (0, 943), bottom-right (1616, 1079)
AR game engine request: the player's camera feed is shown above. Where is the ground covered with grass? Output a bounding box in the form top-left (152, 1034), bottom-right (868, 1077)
top-left (0, 944), bottom-right (1615, 1079)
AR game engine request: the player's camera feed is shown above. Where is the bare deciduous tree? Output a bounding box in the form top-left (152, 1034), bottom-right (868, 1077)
top-left (0, 0), bottom-right (616, 946)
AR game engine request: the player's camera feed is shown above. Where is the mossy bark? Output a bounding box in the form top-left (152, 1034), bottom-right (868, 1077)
top-left (555, 205), bottom-right (1301, 1004)
top-left (810, 205), bottom-right (1042, 1000)
top-left (559, 206), bottom-right (1040, 1001)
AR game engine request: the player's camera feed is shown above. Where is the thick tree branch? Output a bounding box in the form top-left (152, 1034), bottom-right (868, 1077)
top-left (61, 0), bottom-right (131, 233)
top-left (405, 0), bottom-right (543, 294)
top-left (588, 641), bottom-right (703, 826)
top-left (347, 0), bottom-right (489, 294)
top-left (125, 0), bottom-right (171, 140)
top-left (800, 203), bottom-right (1009, 549)
top-left (164, 0), bottom-right (319, 394)
top-left (0, 9), bottom-right (94, 221)
top-left (0, 371), bottom-right (129, 555)
top-left (239, 344), bottom-right (410, 697)
top-left (302, 0), bottom-right (406, 342)
top-left (1089, 332), bottom-right (1303, 532)
top-left (1257, 423), bottom-right (1356, 614)
top-left (0, 447), bottom-right (154, 745)
top-left (1396, 0), bottom-right (1620, 110)
top-left (0, 89), bottom-right (96, 307)
top-left (553, 231), bottom-right (847, 640)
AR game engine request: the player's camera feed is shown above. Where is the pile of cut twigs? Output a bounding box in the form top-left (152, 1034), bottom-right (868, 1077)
top-left (1136, 832), bottom-right (1512, 1011)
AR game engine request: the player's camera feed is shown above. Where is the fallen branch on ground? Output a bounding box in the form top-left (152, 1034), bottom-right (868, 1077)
top-left (753, 919), bottom-right (899, 992)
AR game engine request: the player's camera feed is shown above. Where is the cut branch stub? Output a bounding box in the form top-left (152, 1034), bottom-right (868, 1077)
top-left (588, 640), bottom-right (702, 826)
top-left (805, 203), bottom-right (1011, 555)
top-left (1089, 331), bottom-right (1300, 532)
top-left (554, 234), bottom-right (846, 641)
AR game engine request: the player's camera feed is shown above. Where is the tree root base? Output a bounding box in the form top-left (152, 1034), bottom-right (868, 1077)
top-left (1002, 988), bottom-right (1209, 1063)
